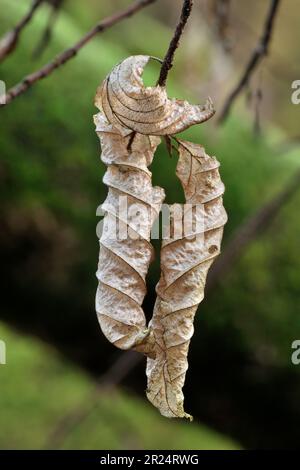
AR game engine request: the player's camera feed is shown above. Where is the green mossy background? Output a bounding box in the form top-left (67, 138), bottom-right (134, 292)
top-left (0, 322), bottom-right (240, 449)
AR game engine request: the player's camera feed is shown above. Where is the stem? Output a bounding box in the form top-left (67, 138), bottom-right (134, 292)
top-left (218, 0), bottom-right (281, 124)
top-left (157, 0), bottom-right (194, 87)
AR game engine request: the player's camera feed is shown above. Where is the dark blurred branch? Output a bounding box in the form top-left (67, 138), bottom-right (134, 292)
top-left (1, 0), bottom-right (157, 106)
top-left (43, 350), bottom-right (142, 449)
top-left (218, 0), bottom-right (281, 124)
top-left (253, 86), bottom-right (263, 136)
top-left (212, 0), bottom-right (232, 52)
top-left (157, 0), bottom-right (194, 87)
top-left (32, 0), bottom-right (65, 59)
top-left (206, 169), bottom-right (300, 290)
top-left (44, 167), bottom-right (300, 449)
top-left (0, 0), bottom-right (44, 63)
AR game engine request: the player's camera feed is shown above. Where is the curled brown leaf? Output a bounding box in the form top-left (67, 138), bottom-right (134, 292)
top-left (145, 140), bottom-right (227, 418)
top-left (95, 55), bottom-right (215, 136)
top-left (94, 113), bottom-right (164, 351)
top-left (94, 56), bottom-right (226, 419)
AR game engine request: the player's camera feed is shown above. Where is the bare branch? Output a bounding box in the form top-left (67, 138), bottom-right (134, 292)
top-left (212, 0), bottom-right (232, 52)
top-left (218, 0), bottom-right (281, 124)
top-left (206, 169), bottom-right (300, 290)
top-left (1, 0), bottom-right (157, 106)
top-left (43, 351), bottom-right (141, 449)
top-left (157, 0), bottom-right (194, 87)
top-left (32, 0), bottom-right (65, 59)
top-left (0, 0), bottom-right (44, 63)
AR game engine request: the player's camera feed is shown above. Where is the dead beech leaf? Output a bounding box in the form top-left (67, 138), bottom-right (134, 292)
top-left (94, 112), bottom-right (165, 351)
top-left (95, 55), bottom-right (215, 136)
top-left (94, 56), bottom-right (226, 420)
top-left (145, 140), bottom-right (227, 418)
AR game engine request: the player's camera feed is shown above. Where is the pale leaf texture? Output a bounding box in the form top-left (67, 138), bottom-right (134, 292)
top-left (94, 55), bottom-right (226, 419)
top-left (95, 55), bottom-right (215, 136)
top-left (145, 140), bottom-right (227, 418)
top-left (94, 112), bottom-right (164, 351)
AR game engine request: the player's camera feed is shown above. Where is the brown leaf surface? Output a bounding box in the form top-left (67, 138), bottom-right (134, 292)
top-left (94, 56), bottom-right (226, 419)
top-left (95, 55), bottom-right (215, 136)
top-left (94, 113), bottom-right (164, 351)
top-left (145, 140), bottom-right (227, 418)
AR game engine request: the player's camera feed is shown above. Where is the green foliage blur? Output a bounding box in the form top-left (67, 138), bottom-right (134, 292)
top-left (0, 322), bottom-right (240, 449)
top-left (0, 0), bottom-right (300, 449)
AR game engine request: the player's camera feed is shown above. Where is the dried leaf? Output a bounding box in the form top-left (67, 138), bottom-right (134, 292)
top-left (94, 112), bottom-right (165, 351)
top-left (94, 56), bottom-right (226, 420)
top-left (145, 140), bottom-right (227, 418)
top-left (95, 55), bottom-right (215, 136)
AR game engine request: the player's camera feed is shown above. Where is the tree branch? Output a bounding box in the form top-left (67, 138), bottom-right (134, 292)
top-left (212, 0), bottom-right (232, 52)
top-left (1, 0), bottom-right (157, 106)
top-left (206, 169), bottom-right (300, 290)
top-left (32, 0), bottom-right (65, 59)
top-left (0, 0), bottom-right (44, 63)
top-left (43, 351), bottom-right (141, 449)
top-left (157, 0), bottom-right (194, 87)
top-left (218, 0), bottom-right (281, 124)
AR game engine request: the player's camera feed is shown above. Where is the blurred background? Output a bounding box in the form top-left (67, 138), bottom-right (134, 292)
top-left (0, 0), bottom-right (300, 450)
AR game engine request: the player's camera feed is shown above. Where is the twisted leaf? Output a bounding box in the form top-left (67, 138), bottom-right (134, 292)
top-left (94, 56), bottom-right (226, 419)
top-left (95, 55), bottom-right (215, 136)
top-left (145, 140), bottom-right (227, 418)
top-left (94, 112), bottom-right (164, 351)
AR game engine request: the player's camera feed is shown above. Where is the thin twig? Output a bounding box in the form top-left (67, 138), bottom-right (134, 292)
top-left (218, 0), bottom-right (281, 124)
top-left (206, 169), bottom-right (300, 290)
top-left (43, 351), bottom-right (142, 449)
top-left (157, 0), bottom-right (194, 87)
top-left (212, 0), bottom-right (232, 52)
top-left (127, 131), bottom-right (137, 151)
top-left (0, 0), bottom-right (44, 63)
top-left (32, 0), bottom-right (65, 59)
top-left (1, 0), bottom-right (157, 106)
